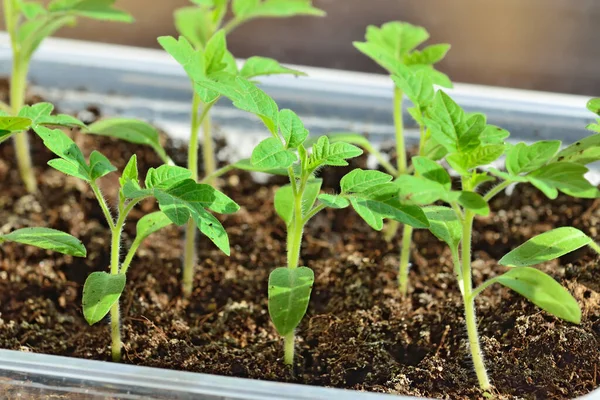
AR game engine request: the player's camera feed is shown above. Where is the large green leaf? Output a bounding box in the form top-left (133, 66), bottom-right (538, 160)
top-left (18, 102), bottom-right (85, 128)
top-left (423, 206), bottom-right (461, 249)
top-left (87, 118), bottom-right (169, 163)
top-left (480, 267), bottom-right (581, 324)
top-left (499, 227), bottom-right (593, 267)
top-left (506, 141), bottom-right (561, 175)
top-left (340, 169), bottom-right (393, 193)
top-left (82, 272), bottom-right (126, 325)
top-left (551, 134), bottom-right (600, 165)
top-left (0, 227), bottom-right (86, 257)
top-left (412, 156), bottom-right (451, 189)
top-left (268, 266), bottom-right (314, 336)
top-left (0, 116), bottom-right (32, 132)
top-left (251, 137), bottom-right (297, 169)
top-left (526, 162), bottom-right (600, 199)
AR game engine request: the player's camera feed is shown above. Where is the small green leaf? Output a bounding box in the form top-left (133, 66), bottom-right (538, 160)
top-left (486, 267), bottom-right (581, 324)
top-left (412, 156), bottom-right (451, 189)
top-left (480, 125), bottom-right (509, 145)
top-left (446, 144), bottom-right (505, 175)
top-left (551, 134), bottom-right (600, 165)
top-left (18, 102), bottom-right (85, 128)
top-left (135, 211), bottom-right (173, 243)
top-left (0, 116), bottom-right (32, 132)
top-left (88, 150), bottom-right (116, 180)
top-left (396, 175), bottom-right (448, 205)
top-left (241, 56), bottom-right (306, 79)
top-left (268, 266), bottom-right (314, 336)
top-left (87, 118), bottom-right (169, 163)
top-left (424, 91), bottom-right (467, 153)
top-left (120, 155), bottom-right (138, 188)
top-left (251, 137), bottom-right (297, 169)
top-left (456, 191), bottom-right (489, 216)
top-left (587, 98), bottom-right (600, 116)
top-left (34, 126), bottom-right (91, 182)
top-left (423, 206), bottom-right (461, 249)
top-left (0, 227), bottom-right (86, 257)
top-left (403, 43), bottom-right (451, 65)
top-left (278, 109), bottom-right (309, 148)
top-left (174, 6), bottom-right (213, 49)
top-left (243, 0), bottom-right (325, 19)
top-left (526, 162), bottom-right (600, 199)
top-left (82, 272), bottom-right (126, 325)
top-left (499, 227), bottom-right (593, 267)
top-left (18, 15), bottom-right (76, 62)
top-left (145, 165), bottom-right (192, 189)
top-left (317, 194), bottom-right (350, 209)
top-left (308, 136), bottom-right (362, 169)
top-left (158, 35), bottom-right (205, 82)
top-left (204, 29), bottom-right (227, 75)
top-left (19, 1), bottom-right (47, 19)
top-left (506, 141), bottom-right (561, 175)
top-left (340, 169), bottom-right (393, 193)
top-left (391, 67), bottom-right (434, 109)
top-left (48, 0), bottom-right (134, 22)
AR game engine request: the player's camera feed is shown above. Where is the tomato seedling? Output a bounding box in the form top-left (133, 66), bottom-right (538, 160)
top-left (0, 227), bottom-right (86, 257)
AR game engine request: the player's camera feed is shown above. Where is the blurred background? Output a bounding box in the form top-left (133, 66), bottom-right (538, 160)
top-left (2, 0), bottom-right (599, 96)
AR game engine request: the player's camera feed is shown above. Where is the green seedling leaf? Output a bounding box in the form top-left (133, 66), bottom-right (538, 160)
top-left (274, 179), bottom-right (322, 225)
top-left (18, 16), bottom-right (77, 62)
top-left (396, 175), bottom-right (448, 205)
top-left (19, 102), bottom-right (85, 128)
top-left (456, 191), bottom-right (489, 216)
top-left (89, 150), bottom-right (116, 180)
top-left (145, 165), bottom-right (192, 189)
top-left (232, 158), bottom-right (289, 175)
top-left (135, 211), bottom-right (173, 242)
top-left (551, 134), bottom-right (600, 165)
top-left (317, 194), bottom-right (350, 209)
top-left (423, 206), bottom-right (461, 249)
top-left (204, 29), bottom-right (227, 74)
top-left (0, 227), bottom-right (86, 256)
top-left (48, 0), bottom-right (134, 22)
top-left (0, 116), bottom-right (32, 132)
top-left (174, 6), bottom-right (214, 49)
top-left (87, 118), bottom-right (169, 163)
top-left (232, 0), bottom-right (260, 17)
top-left (404, 44), bottom-right (451, 66)
top-left (340, 169), bottom-right (393, 193)
top-left (268, 266), bottom-right (314, 336)
top-left (251, 137), bottom-right (297, 169)
top-left (483, 267), bottom-right (581, 324)
top-left (354, 22), bottom-right (429, 73)
top-left (480, 125), bottom-right (510, 145)
top-left (412, 156), bottom-right (451, 189)
top-left (195, 76), bottom-right (279, 133)
top-left (499, 227), bottom-right (593, 267)
top-left (425, 91), bottom-right (477, 153)
top-left (587, 98), bottom-right (600, 116)
top-left (241, 56), bottom-right (306, 79)
top-left (279, 109), bottom-right (309, 148)
top-left (82, 272), bottom-right (126, 325)
top-left (526, 162), bottom-right (600, 199)
top-left (308, 136), bottom-right (362, 170)
top-left (446, 144), bottom-right (505, 175)
top-left (19, 1), bottom-right (47, 19)
top-left (34, 126), bottom-right (91, 181)
top-left (391, 67), bottom-right (435, 109)
top-left (506, 141), bottom-right (561, 175)
top-left (242, 0), bottom-right (325, 19)
top-left (120, 154), bottom-right (139, 188)
top-left (158, 35), bottom-right (205, 81)
top-left (350, 196), bottom-right (428, 231)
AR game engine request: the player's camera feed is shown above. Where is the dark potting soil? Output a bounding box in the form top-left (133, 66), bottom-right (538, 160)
top-left (0, 107), bottom-right (599, 399)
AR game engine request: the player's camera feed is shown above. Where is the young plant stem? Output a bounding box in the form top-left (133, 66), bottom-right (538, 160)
top-left (398, 224), bottom-right (413, 295)
top-left (5, 0), bottom-right (36, 193)
top-left (283, 171), bottom-right (306, 365)
top-left (393, 86), bottom-right (406, 174)
top-left (588, 241), bottom-right (600, 255)
top-left (182, 94), bottom-right (215, 297)
top-left (451, 247), bottom-right (464, 296)
top-left (460, 208), bottom-right (491, 391)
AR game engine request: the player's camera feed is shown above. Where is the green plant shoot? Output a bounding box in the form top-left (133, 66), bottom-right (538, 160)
top-left (351, 21), bottom-right (452, 296)
top-left (113, 0), bottom-right (321, 298)
top-left (1, 0), bottom-right (133, 193)
top-left (401, 90), bottom-right (600, 391)
top-left (0, 227), bottom-right (86, 257)
top-left (194, 75), bottom-right (429, 365)
top-left (33, 125), bottom-right (239, 362)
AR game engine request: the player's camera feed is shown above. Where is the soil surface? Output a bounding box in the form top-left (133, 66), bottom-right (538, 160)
top-left (0, 103), bottom-right (599, 399)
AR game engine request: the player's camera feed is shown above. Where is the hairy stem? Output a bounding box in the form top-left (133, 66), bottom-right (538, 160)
top-left (6, 1), bottom-right (36, 193)
top-left (484, 180), bottom-right (511, 202)
top-left (460, 209), bottom-right (491, 390)
top-left (282, 176), bottom-right (306, 366)
top-left (393, 86), bottom-right (406, 175)
top-left (182, 94), bottom-right (214, 298)
top-left (109, 210), bottom-right (125, 362)
top-left (451, 246), bottom-right (464, 296)
top-left (202, 109), bottom-right (216, 184)
top-left (398, 224), bottom-right (413, 296)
